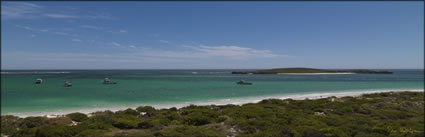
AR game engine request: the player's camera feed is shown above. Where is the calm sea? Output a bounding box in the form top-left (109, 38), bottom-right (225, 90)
top-left (1, 69), bottom-right (423, 115)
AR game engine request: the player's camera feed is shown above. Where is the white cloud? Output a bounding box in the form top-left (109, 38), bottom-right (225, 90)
top-left (1, 2), bottom-right (43, 19)
top-left (159, 40), bottom-right (170, 44)
top-left (15, 25), bottom-right (81, 38)
top-left (111, 42), bottom-right (121, 47)
top-left (72, 38), bottom-right (82, 42)
top-left (84, 15), bottom-right (113, 20)
top-left (111, 45), bottom-right (282, 61)
top-left (179, 45), bottom-right (280, 59)
top-left (80, 25), bottom-right (102, 30)
top-left (1, 44), bottom-right (285, 69)
top-left (2, 51), bottom-right (186, 69)
top-left (2, 2), bottom-right (113, 20)
top-left (110, 42), bottom-right (138, 49)
top-left (109, 30), bottom-right (128, 34)
top-left (105, 43), bottom-right (281, 59)
top-left (15, 25), bottom-right (49, 32)
top-left (44, 13), bottom-right (79, 19)
top-left (54, 32), bottom-right (69, 35)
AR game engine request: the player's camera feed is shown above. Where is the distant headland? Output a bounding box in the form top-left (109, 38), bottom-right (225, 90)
top-left (232, 67), bottom-right (393, 74)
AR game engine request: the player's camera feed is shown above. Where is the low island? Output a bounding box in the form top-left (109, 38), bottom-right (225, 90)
top-left (1, 91), bottom-right (423, 137)
top-left (232, 67), bottom-right (393, 74)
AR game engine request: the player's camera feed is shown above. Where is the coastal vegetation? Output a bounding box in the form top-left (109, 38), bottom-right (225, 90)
top-left (1, 91), bottom-right (423, 137)
top-left (232, 67), bottom-right (393, 74)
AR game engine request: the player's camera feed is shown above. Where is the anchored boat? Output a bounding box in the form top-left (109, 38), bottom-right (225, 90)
top-left (64, 81), bottom-right (72, 87)
top-left (35, 78), bottom-right (43, 84)
top-left (237, 80), bottom-right (252, 85)
top-left (103, 78), bottom-right (117, 84)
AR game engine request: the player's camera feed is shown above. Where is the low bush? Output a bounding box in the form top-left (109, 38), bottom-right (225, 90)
top-left (66, 112), bottom-right (88, 122)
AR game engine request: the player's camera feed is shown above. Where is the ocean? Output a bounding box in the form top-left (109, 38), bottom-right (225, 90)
top-left (1, 69), bottom-right (423, 116)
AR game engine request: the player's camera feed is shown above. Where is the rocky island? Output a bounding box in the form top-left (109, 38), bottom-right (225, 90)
top-left (232, 67), bottom-right (393, 74)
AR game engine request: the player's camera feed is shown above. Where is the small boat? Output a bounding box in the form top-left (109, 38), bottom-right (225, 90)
top-left (237, 80), bottom-right (252, 85)
top-left (103, 78), bottom-right (117, 84)
top-left (35, 78), bottom-right (43, 84)
top-left (64, 81), bottom-right (72, 87)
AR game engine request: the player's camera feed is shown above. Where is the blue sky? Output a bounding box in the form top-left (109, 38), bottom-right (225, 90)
top-left (1, 2), bottom-right (423, 69)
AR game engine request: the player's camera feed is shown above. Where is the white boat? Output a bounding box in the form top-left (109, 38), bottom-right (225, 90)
top-left (35, 78), bottom-right (43, 84)
top-left (64, 81), bottom-right (72, 87)
top-left (237, 80), bottom-right (252, 85)
top-left (103, 78), bottom-right (117, 84)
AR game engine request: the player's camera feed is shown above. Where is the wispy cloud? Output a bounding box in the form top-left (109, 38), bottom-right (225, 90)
top-left (111, 42), bottom-right (122, 47)
top-left (53, 31), bottom-right (78, 37)
top-left (2, 2), bottom-right (113, 20)
top-left (44, 13), bottom-right (79, 19)
top-left (72, 38), bottom-right (82, 42)
top-left (80, 25), bottom-right (102, 30)
top-left (2, 44), bottom-right (285, 69)
top-left (124, 45), bottom-right (282, 60)
top-left (1, 2), bottom-right (43, 19)
top-left (2, 51), bottom-right (185, 69)
top-left (179, 45), bottom-right (280, 59)
top-left (85, 15), bottom-right (113, 20)
top-left (110, 42), bottom-right (137, 48)
top-left (159, 40), bottom-right (170, 44)
top-left (54, 32), bottom-right (69, 35)
top-left (105, 42), bottom-right (282, 59)
top-left (109, 30), bottom-right (128, 34)
top-left (15, 25), bottom-right (49, 32)
top-left (15, 25), bottom-right (78, 37)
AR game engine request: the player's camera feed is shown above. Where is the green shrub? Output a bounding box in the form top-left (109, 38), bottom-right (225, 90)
top-left (20, 117), bottom-right (48, 128)
top-left (117, 108), bottom-right (139, 116)
top-left (112, 118), bottom-right (138, 129)
top-left (136, 106), bottom-right (156, 113)
top-left (35, 125), bottom-right (74, 137)
top-left (136, 106), bottom-right (156, 116)
top-left (1, 115), bottom-right (21, 135)
top-left (111, 115), bottom-right (140, 129)
top-left (138, 120), bottom-right (154, 129)
top-left (10, 128), bottom-right (38, 137)
top-left (66, 112), bottom-right (88, 122)
top-left (183, 115), bottom-right (211, 126)
top-left (156, 126), bottom-right (221, 137)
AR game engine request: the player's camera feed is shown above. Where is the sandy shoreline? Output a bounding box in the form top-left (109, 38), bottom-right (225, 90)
top-left (3, 89), bottom-right (423, 118)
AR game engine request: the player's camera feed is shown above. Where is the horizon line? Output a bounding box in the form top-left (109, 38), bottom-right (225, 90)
top-left (1, 68), bottom-right (424, 71)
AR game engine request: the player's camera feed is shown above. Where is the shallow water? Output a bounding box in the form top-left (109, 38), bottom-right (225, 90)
top-left (1, 69), bottom-right (423, 115)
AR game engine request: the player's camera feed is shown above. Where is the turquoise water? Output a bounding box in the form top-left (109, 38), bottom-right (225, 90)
top-left (1, 69), bottom-right (423, 115)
